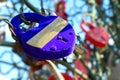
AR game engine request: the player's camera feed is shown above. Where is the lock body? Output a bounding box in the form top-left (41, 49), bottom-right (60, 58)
top-left (74, 59), bottom-right (88, 80)
top-left (86, 27), bottom-right (109, 47)
top-left (11, 13), bottom-right (75, 60)
top-left (80, 21), bottom-right (110, 48)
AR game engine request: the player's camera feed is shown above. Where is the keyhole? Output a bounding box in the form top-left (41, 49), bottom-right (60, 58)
top-left (57, 36), bottom-right (68, 42)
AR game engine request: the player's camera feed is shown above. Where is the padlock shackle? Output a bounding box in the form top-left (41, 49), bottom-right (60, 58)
top-left (10, 13), bottom-right (45, 40)
top-left (80, 20), bottom-right (96, 33)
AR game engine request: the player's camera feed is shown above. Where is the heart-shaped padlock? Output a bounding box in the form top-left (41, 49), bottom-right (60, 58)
top-left (11, 12), bottom-right (75, 60)
top-left (80, 21), bottom-right (110, 48)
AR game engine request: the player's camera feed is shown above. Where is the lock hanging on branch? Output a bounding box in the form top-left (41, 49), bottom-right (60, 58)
top-left (10, 12), bottom-right (76, 60)
top-left (55, 0), bottom-right (68, 20)
top-left (80, 20), bottom-right (110, 48)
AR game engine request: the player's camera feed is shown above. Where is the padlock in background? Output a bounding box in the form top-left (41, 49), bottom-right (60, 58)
top-left (74, 59), bottom-right (89, 80)
top-left (10, 12), bottom-right (76, 60)
top-left (55, 0), bottom-right (68, 20)
top-left (83, 43), bottom-right (92, 62)
top-left (80, 20), bottom-right (110, 48)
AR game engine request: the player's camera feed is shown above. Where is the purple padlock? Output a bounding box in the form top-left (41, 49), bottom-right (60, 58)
top-left (10, 12), bottom-right (75, 60)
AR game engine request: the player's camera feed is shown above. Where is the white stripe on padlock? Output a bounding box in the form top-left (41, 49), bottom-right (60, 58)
top-left (27, 17), bottom-right (68, 48)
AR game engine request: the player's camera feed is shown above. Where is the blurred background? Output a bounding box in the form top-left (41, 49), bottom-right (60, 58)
top-left (0, 0), bottom-right (120, 80)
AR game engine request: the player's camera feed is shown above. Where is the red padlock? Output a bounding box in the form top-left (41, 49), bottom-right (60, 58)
top-left (74, 44), bottom-right (92, 80)
top-left (55, 0), bottom-right (68, 20)
top-left (74, 59), bottom-right (88, 80)
top-left (83, 43), bottom-right (92, 62)
top-left (80, 21), bottom-right (110, 48)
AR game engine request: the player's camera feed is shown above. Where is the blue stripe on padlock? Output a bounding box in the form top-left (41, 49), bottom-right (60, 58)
top-left (11, 12), bottom-right (76, 60)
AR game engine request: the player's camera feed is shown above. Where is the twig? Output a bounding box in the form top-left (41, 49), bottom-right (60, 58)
top-left (0, 60), bottom-right (28, 71)
top-left (24, 0), bottom-right (41, 14)
top-left (40, 0), bottom-right (45, 15)
top-left (0, 41), bottom-right (15, 47)
top-left (19, 2), bottom-right (31, 25)
top-left (0, 16), bottom-right (16, 39)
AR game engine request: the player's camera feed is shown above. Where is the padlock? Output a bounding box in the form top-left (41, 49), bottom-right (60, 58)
top-left (10, 12), bottom-right (75, 60)
top-left (55, 0), bottom-right (68, 20)
top-left (83, 43), bottom-right (92, 60)
top-left (80, 21), bottom-right (110, 48)
top-left (74, 59), bottom-right (88, 80)
top-left (80, 43), bottom-right (92, 64)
